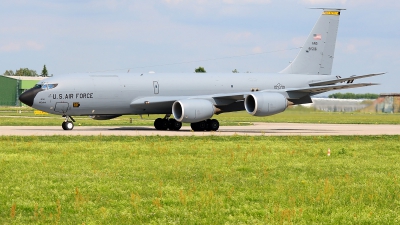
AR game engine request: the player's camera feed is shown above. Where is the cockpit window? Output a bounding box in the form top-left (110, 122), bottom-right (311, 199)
top-left (34, 84), bottom-right (42, 88)
top-left (41, 83), bottom-right (58, 90)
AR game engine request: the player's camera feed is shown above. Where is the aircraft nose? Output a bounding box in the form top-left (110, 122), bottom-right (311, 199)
top-left (19, 87), bottom-right (43, 107)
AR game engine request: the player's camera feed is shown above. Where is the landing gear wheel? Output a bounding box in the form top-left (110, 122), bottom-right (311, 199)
top-left (154, 118), bottom-right (162, 130)
top-left (154, 118), bottom-right (169, 130)
top-left (168, 119), bottom-right (182, 131)
top-left (197, 121), bottom-right (207, 131)
top-left (190, 123), bottom-right (198, 131)
top-left (159, 119), bottom-right (169, 130)
top-left (61, 115), bottom-right (75, 130)
top-left (209, 119), bottom-right (219, 131)
top-left (205, 119), bottom-right (212, 131)
top-left (62, 121), bottom-right (74, 130)
top-left (191, 121), bottom-right (207, 131)
top-left (66, 121), bottom-right (74, 130)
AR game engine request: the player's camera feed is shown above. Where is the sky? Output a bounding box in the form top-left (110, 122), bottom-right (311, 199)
top-left (1, 0), bottom-right (399, 95)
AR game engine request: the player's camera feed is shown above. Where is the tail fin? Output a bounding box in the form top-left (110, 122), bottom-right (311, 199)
top-left (280, 8), bottom-right (345, 75)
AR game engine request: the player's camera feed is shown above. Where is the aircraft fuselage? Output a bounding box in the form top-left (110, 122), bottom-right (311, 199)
top-left (29, 72), bottom-right (331, 116)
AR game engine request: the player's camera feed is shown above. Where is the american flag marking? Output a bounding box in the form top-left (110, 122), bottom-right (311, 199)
top-left (313, 34), bottom-right (322, 40)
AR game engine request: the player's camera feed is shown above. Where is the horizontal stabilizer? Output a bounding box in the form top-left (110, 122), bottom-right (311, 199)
top-left (309, 72), bottom-right (385, 86)
top-left (287, 83), bottom-right (379, 94)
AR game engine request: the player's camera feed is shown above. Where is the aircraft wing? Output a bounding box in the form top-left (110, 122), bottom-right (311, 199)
top-left (130, 82), bottom-right (379, 108)
top-left (309, 72), bottom-right (385, 86)
top-left (287, 82), bottom-right (379, 94)
top-left (130, 72), bottom-right (381, 110)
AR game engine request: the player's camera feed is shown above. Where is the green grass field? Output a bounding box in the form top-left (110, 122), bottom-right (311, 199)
top-left (1, 106), bottom-right (399, 126)
top-left (1, 135), bottom-right (400, 224)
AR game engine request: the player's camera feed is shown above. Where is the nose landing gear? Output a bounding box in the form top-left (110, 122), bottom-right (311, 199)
top-left (62, 115), bottom-right (75, 130)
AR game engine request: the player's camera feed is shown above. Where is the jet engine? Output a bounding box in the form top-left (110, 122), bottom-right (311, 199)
top-left (90, 115), bottom-right (122, 120)
top-left (172, 99), bottom-right (215, 123)
top-left (244, 92), bottom-right (287, 116)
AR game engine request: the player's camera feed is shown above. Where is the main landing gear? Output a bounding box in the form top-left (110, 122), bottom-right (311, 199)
top-left (153, 115), bottom-right (219, 132)
top-left (154, 114), bottom-right (182, 130)
top-left (154, 118), bottom-right (182, 131)
top-left (62, 115), bottom-right (75, 130)
top-left (190, 119), bottom-right (219, 131)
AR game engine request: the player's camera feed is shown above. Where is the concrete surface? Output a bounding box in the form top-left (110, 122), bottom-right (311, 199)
top-left (0, 123), bottom-right (399, 136)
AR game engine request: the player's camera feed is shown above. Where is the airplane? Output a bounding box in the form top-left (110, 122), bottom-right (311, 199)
top-left (19, 8), bottom-right (384, 131)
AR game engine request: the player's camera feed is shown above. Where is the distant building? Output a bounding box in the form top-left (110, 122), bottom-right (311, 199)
top-left (0, 75), bottom-right (46, 106)
top-left (304, 94), bottom-right (400, 113)
top-left (367, 93), bottom-right (400, 113)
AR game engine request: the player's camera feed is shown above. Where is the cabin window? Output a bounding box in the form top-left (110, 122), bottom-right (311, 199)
top-left (41, 83), bottom-right (58, 90)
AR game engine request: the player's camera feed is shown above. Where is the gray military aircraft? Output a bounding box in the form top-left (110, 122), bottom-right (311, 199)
top-left (19, 8), bottom-right (383, 131)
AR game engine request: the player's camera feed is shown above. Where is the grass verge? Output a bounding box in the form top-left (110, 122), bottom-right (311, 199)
top-left (1, 135), bottom-right (400, 224)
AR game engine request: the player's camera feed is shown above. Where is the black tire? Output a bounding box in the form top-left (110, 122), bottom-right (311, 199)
top-left (205, 119), bottom-right (212, 131)
top-left (197, 121), bottom-right (207, 131)
top-left (62, 121), bottom-right (74, 130)
top-left (168, 119), bottom-right (182, 131)
top-left (191, 121), bottom-right (206, 131)
top-left (209, 119), bottom-right (219, 131)
top-left (154, 118), bottom-right (162, 130)
top-left (190, 123), bottom-right (198, 131)
top-left (62, 122), bottom-right (67, 130)
top-left (159, 119), bottom-right (169, 130)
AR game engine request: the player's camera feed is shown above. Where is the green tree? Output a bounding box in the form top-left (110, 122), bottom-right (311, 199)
top-left (3, 70), bottom-right (15, 76)
top-left (232, 69), bottom-right (239, 73)
top-left (328, 92), bottom-right (379, 99)
top-left (195, 67), bottom-right (206, 73)
top-left (41, 65), bottom-right (48, 77)
top-left (15, 68), bottom-right (38, 76)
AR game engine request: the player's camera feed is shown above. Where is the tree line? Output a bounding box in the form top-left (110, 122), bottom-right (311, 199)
top-left (194, 67), bottom-right (249, 73)
top-left (3, 65), bottom-right (49, 77)
top-left (3, 66), bottom-right (237, 75)
top-left (328, 93), bottom-right (379, 99)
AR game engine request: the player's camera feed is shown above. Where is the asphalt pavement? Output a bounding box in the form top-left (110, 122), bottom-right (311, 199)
top-left (1, 123), bottom-right (399, 136)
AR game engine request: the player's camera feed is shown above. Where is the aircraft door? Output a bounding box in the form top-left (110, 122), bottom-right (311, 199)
top-left (153, 81), bottom-right (159, 94)
top-left (54, 102), bottom-right (69, 113)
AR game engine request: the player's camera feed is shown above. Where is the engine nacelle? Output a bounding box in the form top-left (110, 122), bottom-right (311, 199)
top-left (244, 92), bottom-right (287, 116)
top-left (90, 115), bottom-right (122, 120)
top-left (172, 99), bottom-right (215, 123)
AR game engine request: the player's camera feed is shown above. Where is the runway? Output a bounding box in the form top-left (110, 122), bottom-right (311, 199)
top-left (1, 123), bottom-right (399, 136)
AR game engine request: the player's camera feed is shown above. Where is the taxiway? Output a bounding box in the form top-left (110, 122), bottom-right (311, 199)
top-left (0, 123), bottom-right (399, 136)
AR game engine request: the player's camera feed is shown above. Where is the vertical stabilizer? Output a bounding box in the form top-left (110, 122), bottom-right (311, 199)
top-left (280, 8), bottom-right (344, 75)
